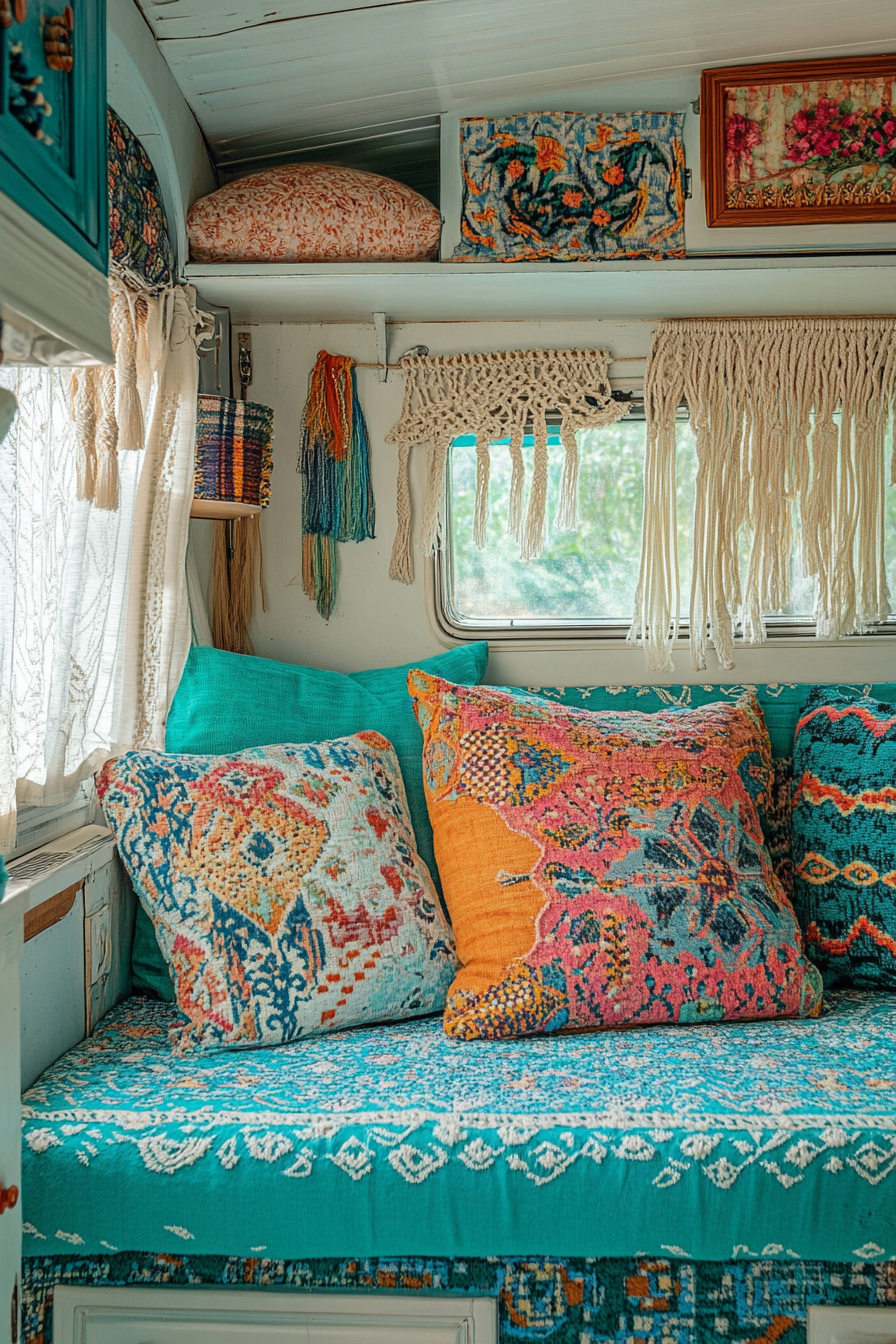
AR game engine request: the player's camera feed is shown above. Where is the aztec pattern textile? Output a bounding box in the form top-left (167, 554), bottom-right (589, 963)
top-left (20, 991), bottom-right (896, 1265)
top-left (453, 112), bottom-right (685, 262)
top-left (791, 689), bottom-right (896, 990)
top-left (22, 1255), bottom-right (896, 1344)
top-left (108, 108), bottom-right (176, 292)
top-left (187, 163), bottom-right (441, 263)
top-left (96, 736), bottom-right (456, 1051)
top-left (409, 674), bottom-right (822, 1040)
top-left (194, 394), bottom-right (274, 508)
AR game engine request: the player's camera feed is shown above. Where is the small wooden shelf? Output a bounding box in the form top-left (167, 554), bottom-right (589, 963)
top-left (190, 499), bottom-right (262, 520)
top-left (183, 254), bottom-right (896, 324)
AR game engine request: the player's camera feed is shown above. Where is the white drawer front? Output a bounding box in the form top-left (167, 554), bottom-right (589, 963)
top-left (809, 1306), bottom-right (896, 1344)
top-left (53, 1286), bottom-right (498, 1344)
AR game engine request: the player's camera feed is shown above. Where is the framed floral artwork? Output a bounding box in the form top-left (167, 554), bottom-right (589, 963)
top-left (701, 55), bottom-right (896, 226)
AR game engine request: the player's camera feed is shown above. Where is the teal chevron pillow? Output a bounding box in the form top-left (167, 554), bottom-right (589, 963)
top-left (792, 688), bottom-right (896, 989)
top-left (132, 642), bottom-right (487, 1000)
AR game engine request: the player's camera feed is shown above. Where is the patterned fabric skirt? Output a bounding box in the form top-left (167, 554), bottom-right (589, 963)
top-left (22, 1252), bottom-right (896, 1344)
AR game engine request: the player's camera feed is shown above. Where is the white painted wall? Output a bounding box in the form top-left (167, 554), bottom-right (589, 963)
top-left (188, 317), bottom-right (896, 689)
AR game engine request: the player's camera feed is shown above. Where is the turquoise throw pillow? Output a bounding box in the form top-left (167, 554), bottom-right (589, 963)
top-left (792, 688), bottom-right (896, 989)
top-left (131, 642), bottom-right (487, 999)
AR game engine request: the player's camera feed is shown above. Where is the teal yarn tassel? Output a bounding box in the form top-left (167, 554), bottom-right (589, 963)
top-left (300, 352), bottom-right (375, 618)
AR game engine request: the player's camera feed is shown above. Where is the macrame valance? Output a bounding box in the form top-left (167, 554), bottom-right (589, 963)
top-left (386, 348), bottom-right (628, 582)
top-left (629, 316), bottom-right (896, 673)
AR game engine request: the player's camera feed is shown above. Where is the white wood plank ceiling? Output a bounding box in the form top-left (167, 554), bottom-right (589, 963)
top-left (135, 0), bottom-right (896, 202)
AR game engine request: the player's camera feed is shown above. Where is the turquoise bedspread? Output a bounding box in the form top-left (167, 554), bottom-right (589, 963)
top-left (22, 992), bottom-right (896, 1265)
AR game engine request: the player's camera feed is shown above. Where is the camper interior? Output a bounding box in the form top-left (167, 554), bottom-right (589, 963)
top-left (1, 3), bottom-right (895, 1342)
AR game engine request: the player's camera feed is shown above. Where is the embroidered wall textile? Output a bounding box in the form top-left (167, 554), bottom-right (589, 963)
top-left (630, 316), bottom-right (896, 673)
top-left (453, 111), bottom-right (686, 262)
top-left (386, 348), bottom-right (627, 582)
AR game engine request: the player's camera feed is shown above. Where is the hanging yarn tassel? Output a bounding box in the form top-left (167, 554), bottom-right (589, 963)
top-left (211, 515), bottom-right (264, 655)
top-left (299, 351), bottom-right (375, 619)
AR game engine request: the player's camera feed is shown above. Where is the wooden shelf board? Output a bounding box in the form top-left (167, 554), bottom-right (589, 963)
top-left (190, 499), bottom-right (262, 520)
top-left (183, 255), bottom-right (896, 324)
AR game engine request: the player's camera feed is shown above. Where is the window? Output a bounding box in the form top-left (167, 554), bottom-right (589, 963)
top-left (439, 408), bottom-right (896, 639)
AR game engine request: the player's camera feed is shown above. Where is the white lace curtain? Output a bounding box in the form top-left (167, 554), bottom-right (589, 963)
top-left (0, 284), bottom-right (208, 851)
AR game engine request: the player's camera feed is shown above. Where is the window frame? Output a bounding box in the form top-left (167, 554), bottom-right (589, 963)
top-left (433, 402), bottom-right (896, 647)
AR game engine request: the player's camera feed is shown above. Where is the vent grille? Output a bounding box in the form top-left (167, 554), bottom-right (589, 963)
top-left (8, 850), bottom-right (81, 881)
top-left (7, 832), bottom-right (112, 883)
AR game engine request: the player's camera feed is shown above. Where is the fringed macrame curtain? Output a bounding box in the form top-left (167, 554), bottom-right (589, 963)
top-left (386, 348), bottom-right (627, 582)
top-left (629, 316), bottom-right (896, 673)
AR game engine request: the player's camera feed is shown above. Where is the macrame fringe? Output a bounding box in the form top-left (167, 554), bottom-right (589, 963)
top-left (211, 515), bottom-right (265, 655)
top-left (388, 441), bottom-right (413, 583)
top-left (386, 348), bottom-right (627, 582)
top-left (69, 286), bottom-right (148, 512)
top-left (629, 316), bottom-right (896, 673)
top-left (299, 351), bottom-right (374, 618)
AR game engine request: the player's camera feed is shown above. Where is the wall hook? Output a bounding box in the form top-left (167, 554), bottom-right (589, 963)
top-left (373, 312), bottom-right (388, 382)
top-left (237, 331), bottom-right (252, 399)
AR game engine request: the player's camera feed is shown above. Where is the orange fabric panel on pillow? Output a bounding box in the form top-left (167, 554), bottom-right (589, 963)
top-left (187, 163), bottom-right (442, 264)
top-left (409, 671), bottom-right (823, 1041)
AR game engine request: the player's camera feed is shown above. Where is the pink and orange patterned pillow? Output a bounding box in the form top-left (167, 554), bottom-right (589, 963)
top-left (187, 163), bottom-right (442, 263)
top-left (408, 673), bottom-right (823, 1040)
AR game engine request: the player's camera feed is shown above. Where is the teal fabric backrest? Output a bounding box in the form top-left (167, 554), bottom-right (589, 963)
top-left (131, 667), bottom-right (896, 1002)
top-left (515, 681), bottom-right (896, 759)
top-left (166, 642), bottom-right (490, 887)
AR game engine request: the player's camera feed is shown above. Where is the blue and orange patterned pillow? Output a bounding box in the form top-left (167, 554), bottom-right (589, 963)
top-left (97, 734), bottom-right (457, 1052)
top-left (409, 674), bottom-right (823, 1040)
top-left (792, 688), bottom-right (896, 989)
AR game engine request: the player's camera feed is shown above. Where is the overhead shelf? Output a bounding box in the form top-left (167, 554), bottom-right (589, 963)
top-left (183, 254), bottom-right (896, 324)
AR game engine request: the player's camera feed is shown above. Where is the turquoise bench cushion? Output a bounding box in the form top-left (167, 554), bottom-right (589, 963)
top-left (132, 642), bottom-right (488, 999)
top-left (21, 990), bottom-right (896, 1264)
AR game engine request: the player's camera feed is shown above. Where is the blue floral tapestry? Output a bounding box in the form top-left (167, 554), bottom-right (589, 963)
top-left (453, 111), bottom-right (686, 262)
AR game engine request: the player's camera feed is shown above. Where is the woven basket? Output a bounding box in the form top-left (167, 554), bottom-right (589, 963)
top-left (192, 394), bottom-right (274, 517)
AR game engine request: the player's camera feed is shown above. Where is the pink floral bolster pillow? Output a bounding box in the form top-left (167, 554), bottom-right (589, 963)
top-left (187, 163), bottom-right (442, 264)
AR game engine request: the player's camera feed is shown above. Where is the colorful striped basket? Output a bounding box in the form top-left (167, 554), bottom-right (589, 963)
top-left (192, 394), bottom-right (274, 519)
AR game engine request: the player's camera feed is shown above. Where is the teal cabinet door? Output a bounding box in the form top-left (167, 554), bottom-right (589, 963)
top-left (1, 0), bottom-right (107, 273)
